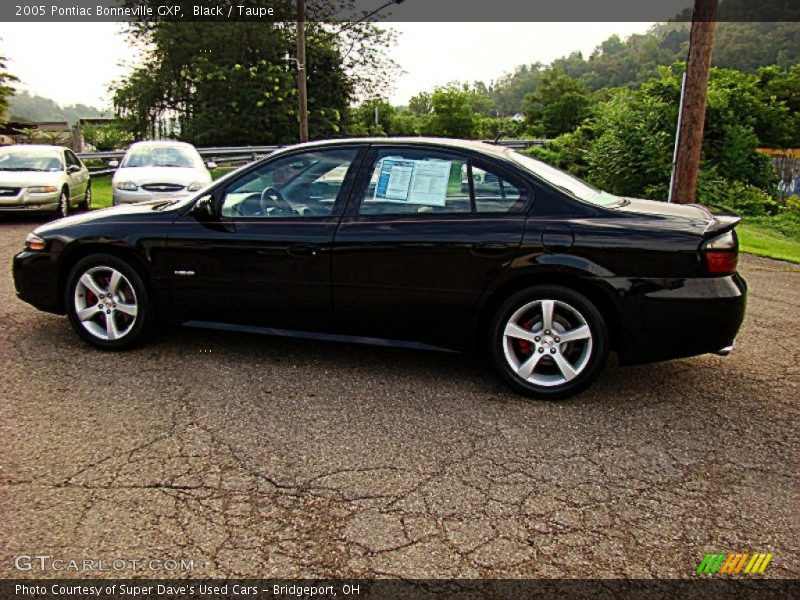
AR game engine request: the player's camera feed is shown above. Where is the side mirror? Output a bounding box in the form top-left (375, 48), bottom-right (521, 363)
top-left (108, 159), bottom-right (119, 168)
top-left (206, 161), bottom-right (217, 170)
top-left (192, 194), bottom-right (215, 219)
top-left (67, 164), bottom-right (81, 174)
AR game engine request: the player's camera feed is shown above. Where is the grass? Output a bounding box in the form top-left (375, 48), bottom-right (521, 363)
top-left (89, 167), bottom-right (235, 210)
top-left (738, 220), bottom-right (800, 264)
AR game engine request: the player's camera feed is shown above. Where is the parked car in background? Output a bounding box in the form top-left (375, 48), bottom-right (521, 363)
top-left (13, 138), bottom-right (746, 400)
top-left (0, 145), bottom-right (91, 218)
top-left (111, 141), bottom-right (215, 205)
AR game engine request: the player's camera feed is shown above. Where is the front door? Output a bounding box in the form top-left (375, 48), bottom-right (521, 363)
top-left (166, 146), bottom-right (363, 331)
top-left (332, 146), bottom-right (531, 349)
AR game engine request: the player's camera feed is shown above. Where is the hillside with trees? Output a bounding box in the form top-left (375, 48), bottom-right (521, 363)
top-left (7, 90), bottom-right (109, 124)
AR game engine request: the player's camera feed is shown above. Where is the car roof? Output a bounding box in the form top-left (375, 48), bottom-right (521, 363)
top-left (278, 137), bottom-right (514, 160)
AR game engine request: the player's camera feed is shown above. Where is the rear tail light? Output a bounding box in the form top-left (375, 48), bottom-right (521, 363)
top-left (702, 230), bottom-right (738, 275)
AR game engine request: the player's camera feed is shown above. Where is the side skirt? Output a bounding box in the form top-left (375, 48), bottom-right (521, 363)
top-left (182, 320), bottom-right (459, 354)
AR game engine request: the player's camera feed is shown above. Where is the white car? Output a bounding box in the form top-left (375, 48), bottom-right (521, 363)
top-left (111, 141), bottom-right (215, 205)
top-left (0, 144), bottom-right (91, 218)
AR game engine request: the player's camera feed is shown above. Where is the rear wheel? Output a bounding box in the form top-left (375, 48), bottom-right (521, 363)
top-left (65, 254), bottom-right (154, 350)
top-left (489, 286), bottom-right (609, 400)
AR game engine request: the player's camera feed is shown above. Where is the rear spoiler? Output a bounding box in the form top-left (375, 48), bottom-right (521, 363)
top-left (694, 204), bottom-right (742, 237)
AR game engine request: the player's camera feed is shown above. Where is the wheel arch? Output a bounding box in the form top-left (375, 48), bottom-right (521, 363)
top-left (473, 271), bottom-right (622, 354)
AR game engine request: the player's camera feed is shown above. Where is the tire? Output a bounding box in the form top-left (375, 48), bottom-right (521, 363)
top-left (489, 285), bottom-right (609, 400)
top-left (78, 183), bottom-right (91, 211)
top-left (56, 188), bottom-right (69, 219)
top-left (65, 254), bottom-right (155, 350)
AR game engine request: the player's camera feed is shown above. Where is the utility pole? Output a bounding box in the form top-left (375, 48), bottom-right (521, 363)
top-left (296, 0), bottom-right (309, 143)
top-left (669, 0), bottom-right (718, 204)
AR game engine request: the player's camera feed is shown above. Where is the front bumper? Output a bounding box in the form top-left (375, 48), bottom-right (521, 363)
top-left (609, 273), bottom-right (747, 365)
top-left (13, 249), bottom-right (63, 314)
top-left (113, 188), bottom-right (191, 205)
top-left (0, 190), bottom-right (60, 212)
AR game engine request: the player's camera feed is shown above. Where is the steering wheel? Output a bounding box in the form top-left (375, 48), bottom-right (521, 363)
top-left (260, 187), bottom-right (293, 215)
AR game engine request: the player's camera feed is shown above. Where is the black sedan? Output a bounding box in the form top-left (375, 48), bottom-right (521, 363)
top-left (13, 138), bottom-right (746, 399)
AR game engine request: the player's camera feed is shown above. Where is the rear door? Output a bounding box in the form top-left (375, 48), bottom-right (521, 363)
top-left (64, 149), bottom-right (88, 202)
top-left (331, 145), bottom-right (531, 349)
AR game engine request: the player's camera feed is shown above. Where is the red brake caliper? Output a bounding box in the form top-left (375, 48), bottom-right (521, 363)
top-left (517, 320), bottom-right (535, 356)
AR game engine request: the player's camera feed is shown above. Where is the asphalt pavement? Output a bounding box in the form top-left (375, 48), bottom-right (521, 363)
top-left (1, 217), bottom-right (797, 579)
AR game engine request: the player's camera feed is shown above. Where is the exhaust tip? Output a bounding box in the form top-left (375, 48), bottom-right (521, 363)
top-left (715, 343), bottom-right (735, 356)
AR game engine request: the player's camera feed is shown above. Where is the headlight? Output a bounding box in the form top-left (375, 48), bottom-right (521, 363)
top-left (24, 233), bottom-right (46, 251)
top-left (28, 186), bottom-right (57, 194)
top-left (187, 181), bottom-right (205, 192)
top-left (114, 181), bottom-right (138, 191)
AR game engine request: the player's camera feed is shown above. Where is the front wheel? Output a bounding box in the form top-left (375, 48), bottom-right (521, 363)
top-left (65, 254), bottom-right (154, 350)
top-left (489, 286), bottom-right (609, 400)
top-left (56, 189), bottom-right (69, 219)
top-left (79, 183), bottom-right (92, 210)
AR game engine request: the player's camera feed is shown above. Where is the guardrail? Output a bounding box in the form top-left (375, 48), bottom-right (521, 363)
top-left (79, 145), bottom-right (280, 162)
top-left (81, 139), bottom-right (547, 178)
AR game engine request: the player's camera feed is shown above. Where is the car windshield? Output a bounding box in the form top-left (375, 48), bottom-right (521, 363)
top-left (121, 145), bottom-right (198, 168)
top-left (509, 152), bottom-right (621, 207)
top-left (0, 149), bottom-right (63, 172)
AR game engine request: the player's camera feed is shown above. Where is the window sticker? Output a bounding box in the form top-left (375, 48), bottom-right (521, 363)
top-left (371, 158), bottom-right (451, 206)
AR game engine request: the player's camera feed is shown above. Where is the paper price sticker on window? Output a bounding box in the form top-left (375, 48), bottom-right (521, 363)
top-left (373, 159), bottom-right (451, 206)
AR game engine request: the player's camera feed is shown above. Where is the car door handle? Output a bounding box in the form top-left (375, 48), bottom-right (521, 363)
top-left (472, 242), bottom-right (510, 256)
top-left (288, 243), bottom-right (320, 258)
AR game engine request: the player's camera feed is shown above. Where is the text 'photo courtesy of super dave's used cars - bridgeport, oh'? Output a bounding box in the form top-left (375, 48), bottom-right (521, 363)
top-left (13, 137), bottom-right (746, 400)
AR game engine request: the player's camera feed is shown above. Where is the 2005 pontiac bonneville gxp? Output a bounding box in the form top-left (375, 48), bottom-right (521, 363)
top-left (13, 138), bottom-right (746, 399)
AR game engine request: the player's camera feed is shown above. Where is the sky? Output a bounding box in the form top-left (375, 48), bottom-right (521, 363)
top-left (0, 22), bottom-right (653, 110)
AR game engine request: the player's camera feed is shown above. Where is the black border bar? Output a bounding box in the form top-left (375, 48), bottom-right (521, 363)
top-left (4, 0), bottom-right (800, 23)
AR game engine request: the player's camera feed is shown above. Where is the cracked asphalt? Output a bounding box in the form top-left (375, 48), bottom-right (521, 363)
top-left (0, 217), bottom-right (797, 579)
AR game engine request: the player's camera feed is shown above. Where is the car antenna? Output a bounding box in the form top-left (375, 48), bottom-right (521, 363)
top-left (492, 131), bottom-right (503, 145)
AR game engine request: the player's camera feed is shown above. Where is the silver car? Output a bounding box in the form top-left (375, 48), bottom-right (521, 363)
top-left (0, 145), bottom-right (91, 218)
top-left (111, 141), bottom-right (215, 205)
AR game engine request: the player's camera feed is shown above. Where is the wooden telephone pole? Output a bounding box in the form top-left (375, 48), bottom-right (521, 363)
top-left (669, 0), bottom-right (718, 204)
top-left (296, 0), bottom-right (309, 143)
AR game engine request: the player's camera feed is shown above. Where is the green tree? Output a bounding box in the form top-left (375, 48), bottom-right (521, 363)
top-left (113, 1), bottom-right (395, 145)
top-left (0, 54), bottom-right (19, 125)
top-left (538, 65), bottom-right (784, 203)
top-left (81, 123), bottom-right (133, 151)
top-left (523, 68), bottom-right (593, 138)
top-left (407, 91), bottom-right (432, 116)
top-left (426, 86), bottom-right (476, 139)
top-left (345, 97), bottom-right (395, 136)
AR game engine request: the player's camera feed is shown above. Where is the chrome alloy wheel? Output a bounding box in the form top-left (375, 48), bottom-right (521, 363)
top-left (502, 299), bottom-right (593, 387)
top-left (73, 266), bottom-right (138, 341)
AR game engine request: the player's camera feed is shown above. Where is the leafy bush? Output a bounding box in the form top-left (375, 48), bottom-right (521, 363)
top-left (81, 123), bottom-right (133, 151)
top-left (525, 64), bottom-right (787, 216)
top-left (695, 175), bottom-right (780, 216)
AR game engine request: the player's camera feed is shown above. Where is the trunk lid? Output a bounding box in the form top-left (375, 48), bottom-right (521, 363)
top-left (616, 197), bottom-right (740, 238)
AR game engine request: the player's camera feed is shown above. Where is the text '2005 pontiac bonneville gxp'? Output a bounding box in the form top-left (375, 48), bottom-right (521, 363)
top-left (13, 138), bottom-right (746, 399)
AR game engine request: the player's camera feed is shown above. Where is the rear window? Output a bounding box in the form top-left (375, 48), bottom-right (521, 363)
top-left (509, 152), bottom-right (620, 207)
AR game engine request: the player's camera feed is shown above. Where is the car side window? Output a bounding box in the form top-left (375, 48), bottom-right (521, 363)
top-left (358, 149), bottom-right (470, 216)
top-left (220, 148), bottom-right (359, 218)
top-left (65, 150), bottom-right (81, 169)
top-left (470, 162), bottom-right (526, 213)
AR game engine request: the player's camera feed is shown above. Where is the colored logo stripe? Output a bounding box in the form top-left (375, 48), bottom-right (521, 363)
top-left (697, 553), bottom-right (773, 575)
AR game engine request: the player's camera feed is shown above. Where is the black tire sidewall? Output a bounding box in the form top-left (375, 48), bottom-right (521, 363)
top-left (65, 254), bottom-right (153, 350)
top-left (80, 183), bottom-right (91, 210)
top-left (489, 285), bottom-right (609, 400)
top-left (58, 190), bottom-right (69, 218)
